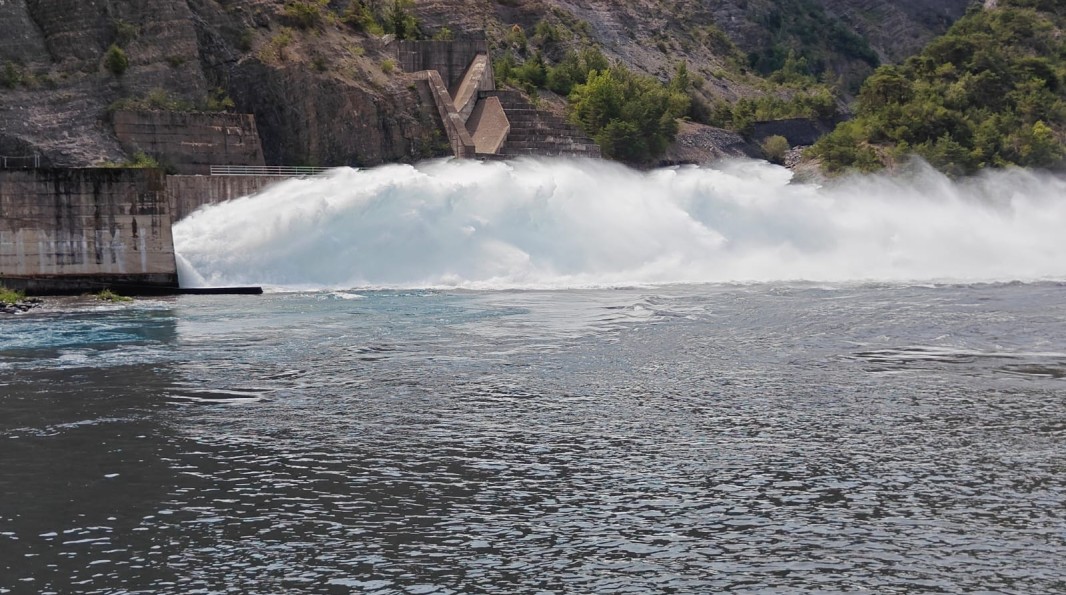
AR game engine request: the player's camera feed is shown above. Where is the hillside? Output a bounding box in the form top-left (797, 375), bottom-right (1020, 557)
top-left (0, 0), bottom-right (970, 168)
top-left (811, 0), bottom-right (1066, 175)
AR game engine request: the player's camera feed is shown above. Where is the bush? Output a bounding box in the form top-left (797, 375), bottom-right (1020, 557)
top-left (384, 0), bottom-right (419, 40)
top-left (342, 1), bottom-right (384, 35)
top-left (105, 44), bottom-right (129, 76)
top-left (761, 135), bottom-right (790, 164)
top-left (813, 1), bottom-right (1066, 175)
top-left (381, 58), bottom-right (397, 74)
top-left (569, 66), bottom-right (689, 164)
top-left (2, 61), bottom-right (21, 89)
top-left (94, 289), bottom-right (133, 303)
top-left (0, 286), bottom-right (25, 305)
top-left (111, 19), bottom-right (139, 47)
top-left (283, 0), bottom-right (329, 29)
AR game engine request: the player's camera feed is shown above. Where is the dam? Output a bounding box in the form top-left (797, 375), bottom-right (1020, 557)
top-left (0, 38), bottom-right (600, 295)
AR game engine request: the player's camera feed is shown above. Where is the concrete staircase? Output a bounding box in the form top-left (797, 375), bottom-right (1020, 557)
top-left (481, 90), bottom-right (601, 159)
top-left (398, 39), bottom-right (601, 160)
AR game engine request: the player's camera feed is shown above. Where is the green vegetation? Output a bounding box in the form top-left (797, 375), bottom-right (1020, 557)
top-left (2, 61), bottom-right (22, 89)
top-left (204, 87), bottom-right (236, 111)
top-left (111, 19), bottom-right (139, 47)
top-left (105, 44), bottom-right (129, 76)
top-left (385, 0), bottom-right (419, 40)
top-left (262, 28), bottom-right (295, 62)
top-left (109, 87), bottom-right (235, 114)
top-left (237, 28), bottom-right (255, 52)
top-left (0, 286), bottom-right (25, 305)
top-left (93, 289), bottom-right (133, 303)
top-left (283, 0), bottom-right (332, 29)
top-left (812, 0), bottom-right (1066, 175)
top-left (761, 135), bottom-right (790, 164)
top-left (569, 66), bottom-right (690, 164)
top-left (342, 1), bottom-right (385, 35)
top-left (746, 0), bottom-right (879, 91)
top-left (101, 151), bottom-right (162, 169)
top-left (381, 58), bottom-right (397, 74)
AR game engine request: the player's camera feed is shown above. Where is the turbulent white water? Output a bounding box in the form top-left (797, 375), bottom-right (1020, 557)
top-left (173, 158), bottom-right (1066, 290)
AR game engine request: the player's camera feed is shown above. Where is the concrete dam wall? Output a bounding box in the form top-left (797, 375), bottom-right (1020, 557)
top-left (0, 168), bottom-right (178, 294)
top-left (0, 168), bottom-right (285, 294)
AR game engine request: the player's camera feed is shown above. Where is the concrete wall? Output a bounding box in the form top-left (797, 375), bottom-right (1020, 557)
top-left (393, 39), bottom-right (489, 93)
top-left (752, 118), bottom-right (842, 147)
top-left (113, 110), bottom-right (266, 175)
top-left (418, 72), bottom-right (475, 159)
top-left (167, 175), bottom-right (280, 221)
top-left (454, 54), bottom-right (494, 123)
top-left (468, 97), bottom-right (510, 155)
top-left (0, 168), bottom-right (178, 294)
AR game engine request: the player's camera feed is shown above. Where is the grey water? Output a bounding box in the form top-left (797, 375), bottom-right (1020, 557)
top-left (2, 283), bottom-right (1065, 594)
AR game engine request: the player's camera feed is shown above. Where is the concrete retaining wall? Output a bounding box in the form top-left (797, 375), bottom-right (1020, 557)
top-left (418, 72), bottom-right (475, 159)
top-left (0, 168), bottom-right (178, 294)
top-left (393, 39), bottom-right (489, 93)
top-left (454, 54), bottom-right (494, 123)
top-left (113, 110), bottom-right (266, 175)
top-left (167, 175), bottom-right (280, 221)
top-left (468, 97), bottom-right (510, 155)
top-left (752, 118), bottom-right (842, 147)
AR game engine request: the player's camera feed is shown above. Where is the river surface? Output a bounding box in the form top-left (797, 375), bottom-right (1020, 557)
top-left (1, 283), bottom-right (1065, 593)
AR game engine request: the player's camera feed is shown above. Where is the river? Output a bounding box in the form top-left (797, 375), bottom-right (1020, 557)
top-left (2, 159), bottom-right (1065, 593)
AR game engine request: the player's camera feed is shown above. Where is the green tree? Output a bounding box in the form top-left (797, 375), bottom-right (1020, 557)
top-left (105, 44), bottom-right (129, 76)
top-left (569, 67), bottom-right (689, 164)
top-left (813, 0), bottom-right (1066, 175)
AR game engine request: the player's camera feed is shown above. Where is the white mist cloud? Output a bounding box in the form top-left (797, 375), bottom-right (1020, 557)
top-left (173, 158), bottom-right (1066, 290)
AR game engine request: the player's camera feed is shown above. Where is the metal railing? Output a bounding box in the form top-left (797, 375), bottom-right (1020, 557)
top-left (1, 154), bottom-right (42, 169)
top-left (210, 165), bottom-right (331, 177)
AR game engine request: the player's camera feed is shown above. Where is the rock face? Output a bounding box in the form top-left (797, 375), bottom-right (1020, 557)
top-left (0, 0), bottom-right (972, 169)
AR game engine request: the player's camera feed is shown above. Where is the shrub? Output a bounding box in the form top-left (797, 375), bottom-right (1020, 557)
top-left (264, 29), bottom-right (295, 62)
top-left (237, 29), bottom-right (255, 52)
top-left (813, 1), bottom-right (1066, 174)
top-left (105, 44), bottom-right (129, 75)
top-left (2, 61), bottom-right (21, 89)
top-left (94, 289), bottom-right (133, 303)
top-left (384, 0), bottom-right (419, 40)
top-left (111, 19), bottom-right (139, 47)
top-left (0, 286), bottom-right (25, 305)
top-left (342, 1), bottom-right (384, 35)
top-left (569, 67), bottom-right (690, 164)
top-left (204, 87), bottom-right (236, 111)
top-left (761, 135), bottom-right (790, 164)
top-left (381, 58), bottom-right (396, 74)
top-left (283, 0), bottom-right (329, 29)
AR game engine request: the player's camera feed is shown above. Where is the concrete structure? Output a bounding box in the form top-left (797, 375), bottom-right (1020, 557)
top-left (481, 90), bottom-right (600, 158)
top-left (467, 97), bottom-right (510, 155)
top-left (418, 70), bottom-right (476, 159)
top-left (0, 168), bottom-right (178, 294)
top-left (751, 117), bottom-right (843, 147)
top-left (113, 110), bottom-right (266, 175)
top-left (398, 39), bottom-right (599, 160)
top-left (394, 39), bottom-right (489, 93)
top-left (167, 174), bottom-right (280, 221)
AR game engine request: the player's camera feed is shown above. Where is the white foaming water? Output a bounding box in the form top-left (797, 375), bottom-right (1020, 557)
top-left (173, 158), bottom-right (1066, 290)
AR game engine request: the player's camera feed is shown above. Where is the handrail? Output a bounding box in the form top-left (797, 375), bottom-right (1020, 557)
top-left (209, 165), bottom-right (331, 177)
top-left (0, 154), bottom-right (41, 169)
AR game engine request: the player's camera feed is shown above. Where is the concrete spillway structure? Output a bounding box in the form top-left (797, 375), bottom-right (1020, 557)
top-left (394, 39), bottom-right (599, 160)
top-left (0, 168), bottom-right (287, 294)
top-left (0, 168), bottom-right (178, 294)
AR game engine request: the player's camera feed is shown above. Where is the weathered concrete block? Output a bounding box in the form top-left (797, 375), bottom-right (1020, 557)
top-left (0, 168), bottom-right (178, 294)
top-left (113, 110), bottom-right (266, 175)
top-left (166, 175), bottom-right (281, 221)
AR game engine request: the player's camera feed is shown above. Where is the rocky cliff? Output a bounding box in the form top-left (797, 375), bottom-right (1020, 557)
top-left (0, 0), bottom-right (973, 168)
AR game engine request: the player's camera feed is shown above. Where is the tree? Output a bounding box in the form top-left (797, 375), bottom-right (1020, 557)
top-left (568, 67), bottom-right (689, 164)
